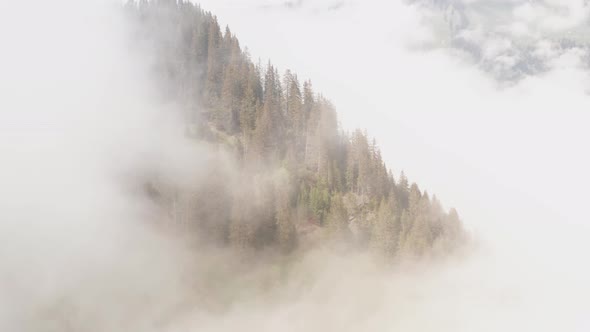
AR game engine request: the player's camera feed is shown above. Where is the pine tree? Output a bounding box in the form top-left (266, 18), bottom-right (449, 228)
top-left (205, 16), bottom-right (222, 103)
top-left (229, 190), bottom-right (257, 250)
top-left (397, 171), bottom-right (409, 209)
top-left (275, 172), bottom-right (297, 253)
top-left (325, 193), bottom-right (350, 239)
top-left (370, 199), bottom-right (400, 258)
top-left (309, 178), bottom-right (330, 224)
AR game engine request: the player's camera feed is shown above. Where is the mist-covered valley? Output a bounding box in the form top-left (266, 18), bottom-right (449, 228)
top-left (2, 0), bottom-right (590, 331)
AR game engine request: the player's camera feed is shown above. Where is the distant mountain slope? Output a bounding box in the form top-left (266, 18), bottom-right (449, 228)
top-left (125, 0), bottom-right (465, 258)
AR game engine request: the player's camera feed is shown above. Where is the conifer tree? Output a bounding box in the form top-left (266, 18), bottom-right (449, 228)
top-left (275, 173), bottom-right (297, 253)
top-left (325, 193), bottom-right (350, 239)
top-left (370, 199), bottom-right (400, 258)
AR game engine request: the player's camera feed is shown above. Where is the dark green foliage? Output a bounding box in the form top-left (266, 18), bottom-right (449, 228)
top-left (126, 0), bottom-right (465, 258)
top-left (370, 199), bottom-right (400, 258)
top-left (309, 178), bottom-right (331, 225)
top-left (326, 193), bottom-right (351, 240)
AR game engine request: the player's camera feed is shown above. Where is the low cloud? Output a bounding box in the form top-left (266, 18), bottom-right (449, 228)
top-left (412, 0), bottom-right (590, 80)
top-left (259, 0), bottom-right (350, 12)
top-left (3, 0), bottom-right (590, 331)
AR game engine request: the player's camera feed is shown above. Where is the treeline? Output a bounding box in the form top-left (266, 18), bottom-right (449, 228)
top-left (126, 0), bottom-right (464, 259)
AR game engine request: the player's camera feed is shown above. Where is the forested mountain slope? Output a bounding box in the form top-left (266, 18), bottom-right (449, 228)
top-left (125, 0), bottom-right (464, 259)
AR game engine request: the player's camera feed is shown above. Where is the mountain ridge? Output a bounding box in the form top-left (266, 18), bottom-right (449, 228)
top-left (124, 0), bottom-right (465, 259)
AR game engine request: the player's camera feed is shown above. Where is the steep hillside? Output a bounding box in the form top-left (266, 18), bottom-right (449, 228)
top-left (125, 0), bottom-right (464, 259)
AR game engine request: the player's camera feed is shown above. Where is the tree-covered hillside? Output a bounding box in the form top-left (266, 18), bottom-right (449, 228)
top-left (125, 0), bottom-right (465, 259)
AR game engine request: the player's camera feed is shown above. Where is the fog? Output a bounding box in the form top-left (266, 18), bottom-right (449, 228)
top-left (2, 0), bottom-right (590, 331)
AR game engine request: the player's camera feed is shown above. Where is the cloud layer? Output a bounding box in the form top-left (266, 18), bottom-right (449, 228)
top-left (410, 0), bottom-right (590, 80)
top-left (2, 0), bottom-right (590, 331)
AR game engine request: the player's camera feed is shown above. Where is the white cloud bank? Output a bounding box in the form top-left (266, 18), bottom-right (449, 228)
top-left (2, 0), bottom-right (590, 331)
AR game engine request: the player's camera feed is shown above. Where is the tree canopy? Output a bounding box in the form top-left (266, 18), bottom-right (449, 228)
top-left (124, 0), bottom-right (466, 259)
